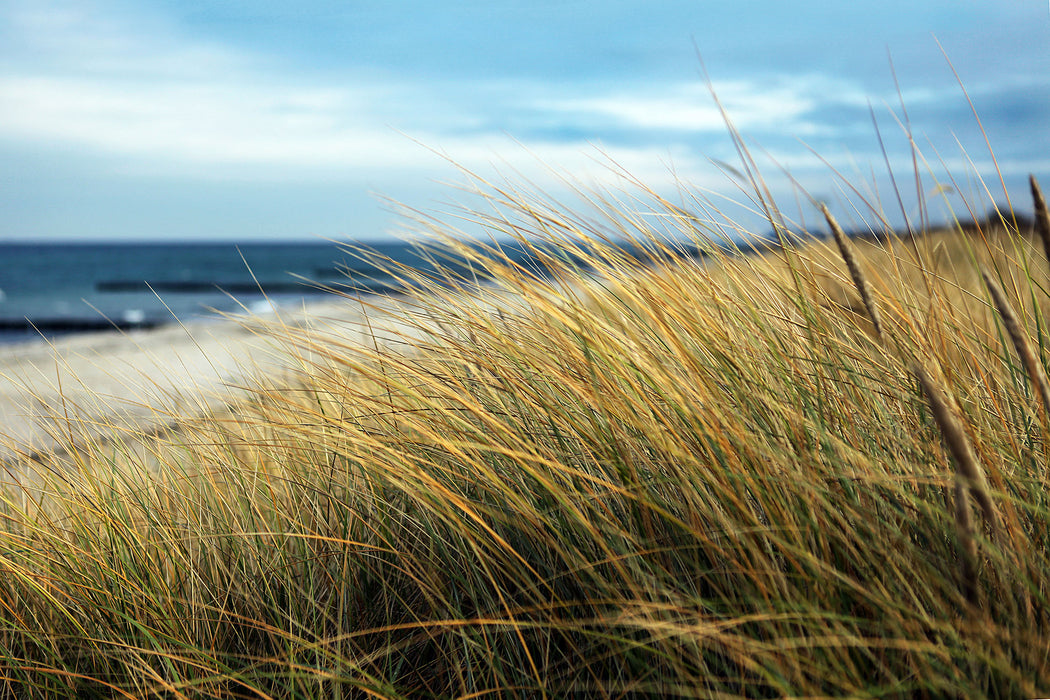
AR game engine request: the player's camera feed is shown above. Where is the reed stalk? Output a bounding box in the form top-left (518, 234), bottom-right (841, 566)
top-left (914, 363), bottom-right (1000, 539)
top-left (954, 476), bottom-right (979, 606)
top-left (1032, 175), bottom-right (1050, 271)
top-left (982, 267), bottom-right (1050, 426)
top-left (821, 203), bottom-right (885, 341)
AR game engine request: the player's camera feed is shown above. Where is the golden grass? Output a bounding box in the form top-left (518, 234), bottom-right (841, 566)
top-left (1, 142), bottom-right (1050, 697)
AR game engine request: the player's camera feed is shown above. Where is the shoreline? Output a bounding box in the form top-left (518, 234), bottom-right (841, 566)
top-left (0, 293), bottom-right (417, 474)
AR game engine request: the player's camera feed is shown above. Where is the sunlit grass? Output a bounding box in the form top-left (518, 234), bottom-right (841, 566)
top-left (2, 112), bottom-right (1050, 698)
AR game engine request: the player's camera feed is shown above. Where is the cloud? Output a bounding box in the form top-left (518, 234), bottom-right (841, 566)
top-left (4, 0), bottom-right (254, 78)
top-left (0, 0), bottom-right (747, 188)
top-left (1, 0), bottom-right (1045, 222)
top-left (0, 75), bottom-right (419, 168)
top-left (534, 80), bottom-right (827, 134)
top-left (0, 1), bottom-right (427, 174)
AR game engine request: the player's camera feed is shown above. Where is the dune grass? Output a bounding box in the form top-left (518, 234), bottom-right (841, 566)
top-left (2, 129), bottom-right (1050, 698)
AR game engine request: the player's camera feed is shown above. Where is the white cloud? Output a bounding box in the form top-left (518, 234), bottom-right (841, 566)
top-left (535, 81), bottom-right (824, 134)
top-left (5, 0), bottom-right (254, 79)
top-left (0, 71), bottom-right (723, 194)
top-left (0, 75), bottom-right (417, 168)
top-left (1, 1), bottom-right (421, 173)
top-left (0, 1), bottom-right (735, 187)
top-left (2, 0), bottom-right (1038, 205)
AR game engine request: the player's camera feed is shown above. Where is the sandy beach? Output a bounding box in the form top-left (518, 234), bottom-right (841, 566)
top-left (0, 295), bottom-right (419, 474)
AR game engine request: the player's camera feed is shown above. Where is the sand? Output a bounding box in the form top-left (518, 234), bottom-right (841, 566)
top-left (0, 296), bottom-right (420, 475)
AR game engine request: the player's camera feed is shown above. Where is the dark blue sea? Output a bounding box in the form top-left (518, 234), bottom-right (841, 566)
top-left (0, 240), bottom-right (462, 345)
top-left (0, 238), bottom-right (712, 346)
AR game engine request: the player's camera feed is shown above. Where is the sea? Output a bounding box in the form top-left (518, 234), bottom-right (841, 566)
top-left (0, 240), bottom-right (475, 346)
top-left (0, 237), bottom-right (718, 346)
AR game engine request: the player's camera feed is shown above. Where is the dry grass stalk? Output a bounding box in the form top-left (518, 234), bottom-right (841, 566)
top-left (914, 363), bottom-right (1000, 539)
top-left (953, 476), bottom-right (979, 606)
top-left (821, 204), bottom-right (885, 341)
top-left (1032, 175), bottom-right (1050, 271)
top-left (981, 268), bottom-right (1050, 424)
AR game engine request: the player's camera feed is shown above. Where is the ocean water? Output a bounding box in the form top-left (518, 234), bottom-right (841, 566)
top-left (0, 237), bottom-right (711, 346)
top-left (0, 240), bottom-right (459, 345)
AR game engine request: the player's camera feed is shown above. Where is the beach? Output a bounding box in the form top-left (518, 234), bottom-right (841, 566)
top-left (0, 295), bottom-right (418, 475)
top-left (0, 236), bottom-right (578, 480)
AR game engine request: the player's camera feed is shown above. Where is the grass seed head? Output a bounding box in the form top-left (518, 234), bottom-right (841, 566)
top-left (1031, 175), bottom-right (1050, 269)
top-left (914, 362), bottom-right (1000, 539)
top-left (954, 476), bottom-right (980, 607)
top-left (821, 203), bottom-right (885, 342)
top-left (981, 267), bottom-right (1050, 425)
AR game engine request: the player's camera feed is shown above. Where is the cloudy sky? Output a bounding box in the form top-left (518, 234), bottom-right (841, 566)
top-left (1, 0), bottom-right (1048, 241)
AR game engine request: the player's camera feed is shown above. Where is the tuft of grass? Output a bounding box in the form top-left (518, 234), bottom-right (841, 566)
top-left (2, 108), bottom-right (1050, 698)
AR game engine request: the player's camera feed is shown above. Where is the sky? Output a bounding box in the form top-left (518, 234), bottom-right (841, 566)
top-left (1, 0), bottom-right (1048, 241)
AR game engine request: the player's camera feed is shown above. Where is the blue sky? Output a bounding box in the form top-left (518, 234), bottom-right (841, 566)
top-left (1, 0), bottom-right (1048, 241)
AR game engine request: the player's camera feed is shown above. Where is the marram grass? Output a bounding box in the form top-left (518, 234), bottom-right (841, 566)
top-left (2, 153), bottom-right (1050, 698)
